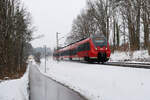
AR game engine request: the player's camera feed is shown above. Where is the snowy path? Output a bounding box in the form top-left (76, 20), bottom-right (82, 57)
top-left (39, 58), bottom-right (150, 100)
top-left (29, 65), bottom-right (86, 100)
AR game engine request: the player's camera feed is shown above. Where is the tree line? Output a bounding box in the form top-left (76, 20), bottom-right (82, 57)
top-left (33, 47), bottom-right (52, 63)
top-left (0, 0), bottom-right (34, 77)
top-left (66, 0), bottom-right (150, 54)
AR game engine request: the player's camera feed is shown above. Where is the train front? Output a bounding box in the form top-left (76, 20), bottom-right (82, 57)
top-left (90, 36), bottom-right (111, 63)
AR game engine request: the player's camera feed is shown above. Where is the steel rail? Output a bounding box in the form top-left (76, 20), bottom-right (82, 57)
top-left (104, 62), bottom-right (150, 69)
top-left (59, 60), bottom-right (150, 69)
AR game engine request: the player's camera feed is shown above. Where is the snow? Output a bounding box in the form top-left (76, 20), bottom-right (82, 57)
top-left (0, 67), bottom-right (29, 100)
top-left (38, 58), bottom-right (150, 100)
top-left (1, 50), bottom-right (149, 100)
top-left (110, 50), bottom-right (150, 62)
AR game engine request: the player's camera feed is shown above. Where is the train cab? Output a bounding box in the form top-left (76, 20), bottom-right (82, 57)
top-left (89, 35), bottom-right (111, 62)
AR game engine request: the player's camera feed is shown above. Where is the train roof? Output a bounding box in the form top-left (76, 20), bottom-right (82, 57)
top-left (60, 38), bottom-right (89, 48)
top-left (56, 38), bottom-right (90, 52)
top-left (54, 33), bottom-right (106, 53)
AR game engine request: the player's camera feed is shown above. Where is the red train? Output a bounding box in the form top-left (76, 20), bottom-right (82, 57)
top-left (53, 34), bottom-right (111, 63)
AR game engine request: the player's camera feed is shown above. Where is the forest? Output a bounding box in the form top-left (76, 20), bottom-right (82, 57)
top-left (66, 0), bottom-right (150, 54)
top-left (0, 0), bottom-right (34, 79)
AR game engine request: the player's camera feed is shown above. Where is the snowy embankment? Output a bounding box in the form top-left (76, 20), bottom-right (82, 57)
top-left (0, 67), bottom-right (29, 100)
top-left (110, 50), bottom-right (150, 62)
top-left (39, 58), bottom-right (150, 100)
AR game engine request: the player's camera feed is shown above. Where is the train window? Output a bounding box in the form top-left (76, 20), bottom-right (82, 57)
top-left (78, 44), bottom-right (84, 52)
top-left (62, 51), bottom-right (65, 56)
top-left (70, 50), bottom-right (72, 56)
top-left (77, 45), bottom-right (81, 52)
top-left (69, 48), bottom-right (77, 56)
top-left (73, 48), bottom-right (77, 55)
top-left (92, 37), bottom-right (107, 47)
top-left (77, 42), bottom-right (90, 52)
top-left (66, 50), bottom-right (69, 56)
top-left (64, 51), bottom-right (67, 56)
top-left (84, 42), bottom-right (90, 51)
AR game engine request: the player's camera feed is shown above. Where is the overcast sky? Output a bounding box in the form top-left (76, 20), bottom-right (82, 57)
top-left (21, 0), bottom-right (86, 48)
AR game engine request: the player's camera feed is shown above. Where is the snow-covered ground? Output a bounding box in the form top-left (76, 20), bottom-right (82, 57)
top-left (38, 58), bottom-right (150, 100)
top-left (0, 50), bottom-right (149, 100)
top-left (0, 67), bottom-right (29, 100)
top-left (110, 50), bottom-right (150, 62)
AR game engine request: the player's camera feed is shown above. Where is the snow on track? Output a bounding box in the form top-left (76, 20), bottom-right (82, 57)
top-left (39, 58), bottom-right (150, 100)
top-left (110, 50), bottom-right (150, 62)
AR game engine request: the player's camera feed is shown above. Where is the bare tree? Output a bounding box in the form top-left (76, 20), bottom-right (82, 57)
top-left (66, 0), bottom-right (150, 55)
top-left (0, 0), bottom-right (34, 77)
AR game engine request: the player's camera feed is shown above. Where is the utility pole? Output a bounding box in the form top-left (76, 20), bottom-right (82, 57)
top-left (56, 32), bottom-right (60, 50)
top-left (44, 45), bottom-right (46, 73)
top-left (56, 32), bottom-right (60, 61)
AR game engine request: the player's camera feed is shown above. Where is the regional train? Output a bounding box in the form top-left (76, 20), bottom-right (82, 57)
top-left (53, 34), bottom-right (111, 63)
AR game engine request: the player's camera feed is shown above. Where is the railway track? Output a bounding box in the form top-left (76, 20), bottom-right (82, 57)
top-left (76, 61), bottom-right (150, 69)
top-left (61, 60), bottom-right (150, 69)
top-left (104, 62), bottom-right (150, 69)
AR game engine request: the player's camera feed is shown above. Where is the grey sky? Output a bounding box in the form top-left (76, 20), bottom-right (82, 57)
top-left (22, 0), bottom-right (86, 48)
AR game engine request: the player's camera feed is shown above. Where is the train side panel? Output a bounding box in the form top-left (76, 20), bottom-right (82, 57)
top-left (53, 37), bottom-right (111, 63)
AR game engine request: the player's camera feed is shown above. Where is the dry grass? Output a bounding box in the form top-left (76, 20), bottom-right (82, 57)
top-left (0, 65), bottom-right (27, 80)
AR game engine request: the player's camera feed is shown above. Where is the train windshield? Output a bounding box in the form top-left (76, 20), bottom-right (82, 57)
top-left (92, 37), bottom-right (107, 47)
